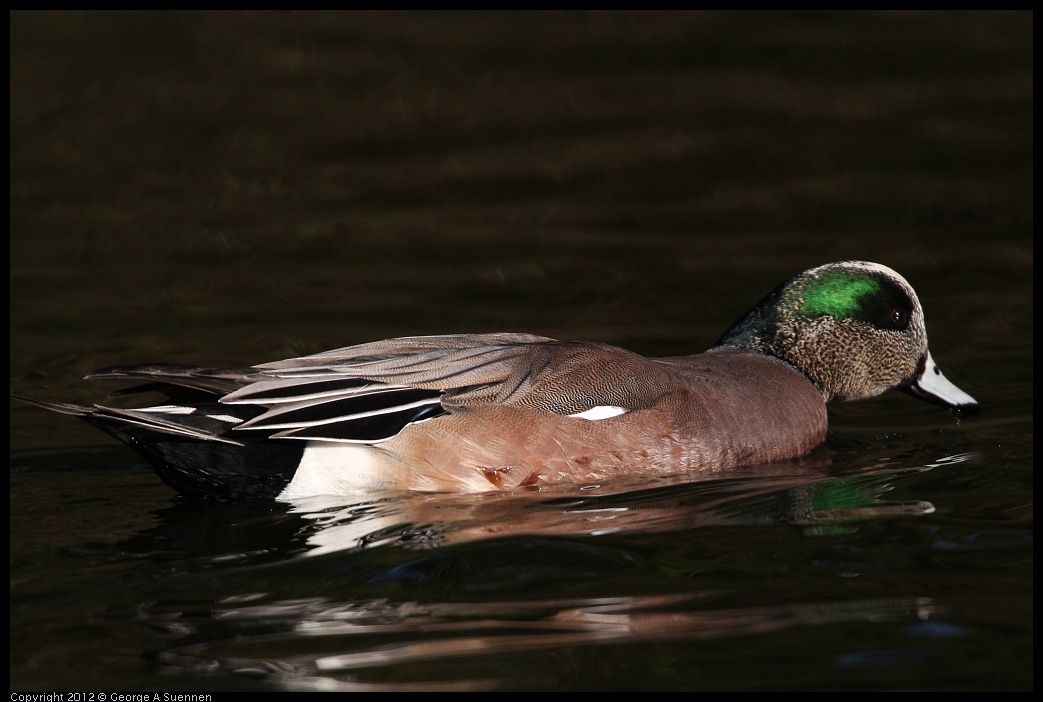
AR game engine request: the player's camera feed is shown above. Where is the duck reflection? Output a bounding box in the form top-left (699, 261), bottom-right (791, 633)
top-left (132, 453), bottom-right (976, 689)
top-left (286, 453), bottom-right (952, 556)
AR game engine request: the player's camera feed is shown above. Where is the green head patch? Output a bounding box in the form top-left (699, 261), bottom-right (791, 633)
top-left (795, 269), bottom-right (912, 331)
top-left (714, 264), bottom-right (917, 351)
top-left (799, 269), bottom-right (882, 319)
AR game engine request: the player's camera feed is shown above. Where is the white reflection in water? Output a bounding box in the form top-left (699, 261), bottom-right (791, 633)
top-left (159, 591), bottom-right (939, 691)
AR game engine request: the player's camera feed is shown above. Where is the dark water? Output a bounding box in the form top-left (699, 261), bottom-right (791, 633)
top-left (10, 11), bottom-right (1031, 691)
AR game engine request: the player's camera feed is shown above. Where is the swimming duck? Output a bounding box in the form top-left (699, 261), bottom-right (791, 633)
top-left (13, 261), bottom-right (978, 500)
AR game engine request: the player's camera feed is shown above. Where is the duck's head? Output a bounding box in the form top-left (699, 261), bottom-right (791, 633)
top-left (715, 260), bottom-right (979, 413)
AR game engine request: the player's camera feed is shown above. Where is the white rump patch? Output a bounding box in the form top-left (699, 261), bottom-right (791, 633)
top-left (568, 405), bottom-right (630, 421)
top-left (277, 442), bottom-right (396, 500)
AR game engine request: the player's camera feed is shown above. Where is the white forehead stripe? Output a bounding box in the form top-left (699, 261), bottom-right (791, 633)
top-left (810, 261), bottom-right (912, 289)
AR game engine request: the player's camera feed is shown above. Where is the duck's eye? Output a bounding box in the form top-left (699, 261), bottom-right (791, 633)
top-left (891, 308), bottom-right (909, 329)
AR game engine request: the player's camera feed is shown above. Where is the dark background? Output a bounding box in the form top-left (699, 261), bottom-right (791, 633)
top-left (10, 11), bottom-right (1032, 691)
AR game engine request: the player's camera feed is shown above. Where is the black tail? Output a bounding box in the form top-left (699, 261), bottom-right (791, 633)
top-left (13, 392), bottom-right (301, 500)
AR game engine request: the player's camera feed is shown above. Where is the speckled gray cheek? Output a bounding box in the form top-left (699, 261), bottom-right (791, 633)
top-left (771, 316), bottom-right (922, 402)
top-left (783, 318), bottom-right (854, 399)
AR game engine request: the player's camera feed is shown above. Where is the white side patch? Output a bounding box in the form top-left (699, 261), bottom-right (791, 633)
top-left (277, 442), bottom-right (397, 500)
top-left (568, 405), bottom-right (630, 421)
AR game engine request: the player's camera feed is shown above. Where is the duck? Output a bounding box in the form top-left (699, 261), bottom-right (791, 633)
top-left (13, 261), bottom-right (979, 500)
